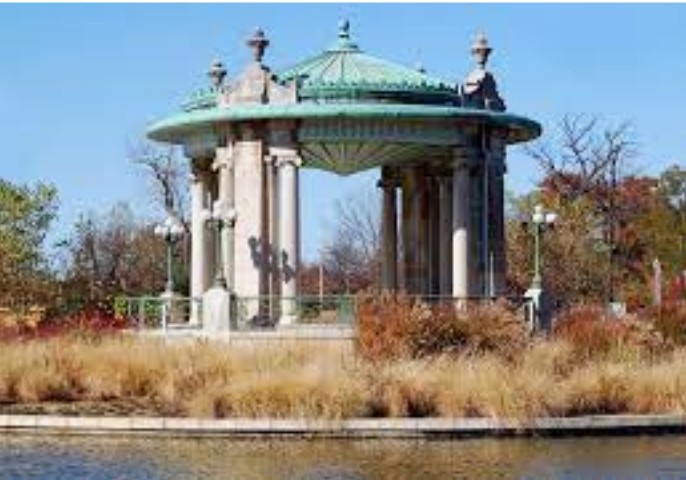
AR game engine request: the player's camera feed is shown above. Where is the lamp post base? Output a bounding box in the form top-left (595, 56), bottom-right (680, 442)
top-left (524, 286), bottom-right (553, 333)
top-left (159, 290), bottom-right (184, 327)
top-left (202, 285), bottom-right (235, 333)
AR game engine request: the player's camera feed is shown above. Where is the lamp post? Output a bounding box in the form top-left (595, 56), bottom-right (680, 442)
top-left (200, 200), bottom-right (238, 289)
top-left (530, 204), bottom-right (557, 290)
top-left (524, 203), bottom-right (557, 332)
top-left (154, 215), bottom-right (185, 295)
top-left (199, 201), bottom-right (237, 332)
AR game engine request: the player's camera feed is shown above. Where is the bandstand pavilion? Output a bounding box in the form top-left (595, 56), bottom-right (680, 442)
top-left (147, 21), bottom-right (541, 330)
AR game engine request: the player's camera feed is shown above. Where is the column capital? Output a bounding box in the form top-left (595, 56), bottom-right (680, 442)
top-left (190, 157), bottom-right (213, 180)
top-left (274, 154), bottom-right (302, 168)
top-left (267, 120), bottom-right (297, 147)
top-left (212, 146), bottom-right (234, 172)
top-left (488, 156), bottom-right (507, 176)
top-left (238, 123), bottom-right (261, 141)
top-left (452, 156), bottom-right (473, 171)
top-left (436, 174), bottom-right (453, 187)
top-left (489, 130), bottom-right (508, 151)
top-left (379, 165), bottom-right (402, 189)
top-left (377, 177), bottom-right (398, 190)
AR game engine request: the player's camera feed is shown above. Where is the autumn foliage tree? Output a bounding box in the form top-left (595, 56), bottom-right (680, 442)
top-left (59, 202), bottom-right (175, 312)
top-left (508, 114), bottom-right (686, 307)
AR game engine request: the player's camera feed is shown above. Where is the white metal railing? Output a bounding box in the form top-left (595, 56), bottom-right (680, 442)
top-left (114, 296), bottom-right (202, 330)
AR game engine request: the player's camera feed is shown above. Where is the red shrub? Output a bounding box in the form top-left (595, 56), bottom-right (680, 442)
top-left (0, 308), bottom-right (127, 343)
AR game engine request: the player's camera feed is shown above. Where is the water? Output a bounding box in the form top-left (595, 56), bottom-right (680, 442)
top-left (2, 434), bottom-right (686, 479)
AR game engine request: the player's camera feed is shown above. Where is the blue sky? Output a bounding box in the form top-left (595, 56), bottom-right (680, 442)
top-left (0, 4), bottom-right (684, 260)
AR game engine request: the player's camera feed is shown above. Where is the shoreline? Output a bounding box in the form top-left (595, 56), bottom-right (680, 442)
top-left (1, 414), bottom-right (686, 439)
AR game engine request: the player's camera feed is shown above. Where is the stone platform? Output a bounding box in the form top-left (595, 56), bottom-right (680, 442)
top-left (2, 414), bottom-right (686, 439)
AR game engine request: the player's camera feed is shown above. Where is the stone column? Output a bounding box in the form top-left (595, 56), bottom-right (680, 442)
top-left (469, 158), bottom-right (485, 297)
top-left (416, 169), bottom-right (430, 296)
top-left (232, 126), bottom-right (266, 326)
top-left (452, 153), bottom-right (472, 299)
top-left (490, 136), bottom-right (508, 296)
top-left (202, 142), bottom-right (234, 333)
top-left (265, 155), bottom-right (280, 321)
top-left (205, 173), bottom-right (217, 289)
top-left (190, 159), bottom-right (212, 324)
top-left (401, 167), bottom-right (419, 294)
top-left (214, 145), bottom-right (235, 290)
top-left (277, 154), bottom-right (301, 325)
top-left (378, 167), bottom-right (398, 291)
top-left (438, 174), bottom-right (453, 296)
top-left (428, 175), bottom-right (441, 296)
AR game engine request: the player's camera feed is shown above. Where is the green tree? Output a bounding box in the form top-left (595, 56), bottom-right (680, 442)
top-left (0, 179), bottom-right (58, 306)
top-left (656, 165), bottom-right (686, 274)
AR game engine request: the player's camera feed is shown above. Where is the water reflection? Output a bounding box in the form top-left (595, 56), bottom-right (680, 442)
top-left (2, 434), bottom-right (686, 479)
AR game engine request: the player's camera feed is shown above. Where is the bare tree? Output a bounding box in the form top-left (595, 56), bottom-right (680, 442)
top-left (525, 114), bottom-right (636, 203)
top-left (128, 141), bottom-right (189, 225)
top-left (322, 188), bottom-right (381, 293)
top-left (525, 114), bottom-right (638, 303)
top-left (63, 202), bottom-right (169, 302)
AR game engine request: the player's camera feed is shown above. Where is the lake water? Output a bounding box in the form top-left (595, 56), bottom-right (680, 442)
top-left (2, 434), bottom-right (686, 479)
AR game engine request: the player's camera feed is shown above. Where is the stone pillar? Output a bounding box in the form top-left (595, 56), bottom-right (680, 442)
top-left (469, 157), bottom-right (485, 297)
top-left (428, 174), bottom-right (441, 296)
top-left (277, 153), bottom-right (301, 325)
top-left (202, 142), bottom-right (234, 333)
top-left (452, 153), bottom-right (471, 299)
top-left (205, 173), bottom-right (217, 289)
top-left (232, 126), bottom-right (265, 324)
top-left (214, 145), bottom-right (235, 289)
top-left (416, 168), bottom-right (430, 296)
top-left (190, 159), bottom-right (212, 325)
top-left (265, 155), bottom-right (280, 322)
top-left (438, 174), bottom-right (453, 296)
top-left (490, 136), bottom-right (508, 296)
top-left (401, 167), bottom-right (420, 294)
top-left (378, 167), bottom-right (398, 291)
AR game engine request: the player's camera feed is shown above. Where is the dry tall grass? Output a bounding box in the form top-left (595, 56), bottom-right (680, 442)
top-left (1, 335), bottom-right (686, 419)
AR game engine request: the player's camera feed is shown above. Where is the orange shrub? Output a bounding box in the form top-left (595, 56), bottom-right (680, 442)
top-left (553, 305), bottom-right (664, 359)
top-left (649, 303), bottom-right (686, 346)
top-left (356, 295), bottom-right (528, 361)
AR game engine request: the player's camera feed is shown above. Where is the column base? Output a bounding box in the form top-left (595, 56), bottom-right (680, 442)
top-left (277, 314), bottom-right (298, 328)
top-left (202, 286), bottom-right (235, 333)
top-left (189, 297), bottom-right (202, 326)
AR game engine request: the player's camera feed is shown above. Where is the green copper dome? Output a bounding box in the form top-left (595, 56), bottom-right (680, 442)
top-left (148, 22), bottom-right (543, 174)
top-left (278, 20), bottom-right (457, 104)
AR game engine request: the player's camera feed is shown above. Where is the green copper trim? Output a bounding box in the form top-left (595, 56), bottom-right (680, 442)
top-left (147, 103), bottom-right (541, 144)
top-left (182, 87), bottom-right (218, 112)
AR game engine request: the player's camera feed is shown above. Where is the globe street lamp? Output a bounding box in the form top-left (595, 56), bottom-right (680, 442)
top-left (524, 203), bottom-right (557, 332)
top-left (154, 215), bottom-right (185, 295)
top-left (530, 204), bottom-right (557, 290)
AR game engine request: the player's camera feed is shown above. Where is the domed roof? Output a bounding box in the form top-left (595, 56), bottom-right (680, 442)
top-left (278, 21), bottom-right (457, 104)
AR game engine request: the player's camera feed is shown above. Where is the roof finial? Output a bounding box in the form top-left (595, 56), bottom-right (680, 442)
top-left (471, 32), bottom-right (493, 69)
top-left (208, 59), bottom-right (227, 89)
top-left (247, 28), bottom-right (270, 63)
top-left (338, 19), bottom-right (350, 39)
